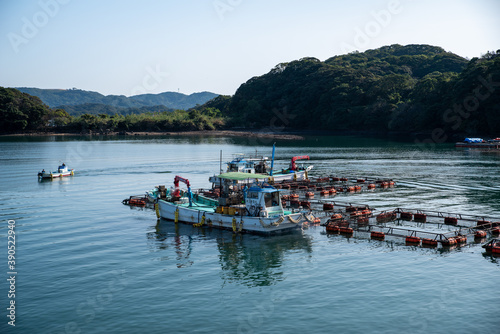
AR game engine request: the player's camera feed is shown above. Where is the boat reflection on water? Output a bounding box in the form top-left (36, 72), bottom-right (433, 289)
top-left (148, 218), bottom-right (313, 286)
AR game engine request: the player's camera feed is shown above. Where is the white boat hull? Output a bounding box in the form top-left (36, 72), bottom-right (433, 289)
top-left (157, 199), bottom-right (309, 234)
top-left (38, 170), bottom-right (74, 179)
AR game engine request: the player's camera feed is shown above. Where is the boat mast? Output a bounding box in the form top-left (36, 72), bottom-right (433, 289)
top-left (270, 143), bottom-right (275, 176)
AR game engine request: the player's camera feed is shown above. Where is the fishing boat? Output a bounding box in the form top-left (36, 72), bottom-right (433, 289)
top-left (156, 173), bottom-right (315, 234)
top-left (209, 151), bottom-right (313, 185)
top-left (38, 164), bottom-right (74, 180)
top-left (455, 137), bottom-right (500, 149)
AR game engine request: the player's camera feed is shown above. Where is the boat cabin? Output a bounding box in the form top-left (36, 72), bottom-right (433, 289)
top-left (244, 185), bottom-right (283, 218)
top-left (227, 154), bottom-right (269, 174)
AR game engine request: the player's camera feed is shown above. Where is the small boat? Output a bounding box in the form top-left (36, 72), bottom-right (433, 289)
top-left (38, 164), bottom-right (74, 180)
top-left (157, 173), bottom-right (314, 234)
top-left (455, 137), bottom-right (500, 149)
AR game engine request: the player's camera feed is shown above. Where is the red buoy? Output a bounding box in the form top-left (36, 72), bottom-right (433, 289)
top-left (330, 213), bottom-right (343, 221)
top-left (400, 212), bottom-right (413, 220)
top-left (300, 201), bottom-right (311, 209)
top-left (422, 238), bottom-right (438, 247)
top-left (371, 231), bottom-right (385, 240)
top-left (323, 203), bottom-right (334, 211)
top-left (455, 235), bottom-right (467, 244)
top-left (326, 224), bottom-right (340, 233)
top-left (405, 236), bottom-right (421, 245)
top-left (441, 237), bottom-right (457, 247)
top-left (474, 230), bottom-right (487, 240)
top-left (477, 220), bottom-right (492, 227)
top-left (339, 227), bottom-right (353, 235)
top-left (444, 217), bottom-right (458, 225)
top-left (414, 213), bottom-right (427, 223)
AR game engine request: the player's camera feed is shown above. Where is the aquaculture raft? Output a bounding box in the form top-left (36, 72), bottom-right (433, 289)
top-left (313, 204), bottom-right (500, 248)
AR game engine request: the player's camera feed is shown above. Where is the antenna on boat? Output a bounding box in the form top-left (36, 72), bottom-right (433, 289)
top-left (270, 143), bottom-right (276, 176)
top-left (219, 150), bottom-right (223, 195)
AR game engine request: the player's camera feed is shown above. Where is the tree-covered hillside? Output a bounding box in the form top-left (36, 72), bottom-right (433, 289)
top-left (196, 44), bottom-right (499, 136)
top-left (0, 87), bottom-right (53, 132)
top-left (15, 88), bottom-right (218, 112)
top-left (0, 88), bottom-right (225, 134)
top-left (56, 103), bottom-right (174, 116)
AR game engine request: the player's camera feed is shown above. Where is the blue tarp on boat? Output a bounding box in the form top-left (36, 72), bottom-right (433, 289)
top-left (464, 138), bottom-right (483, 143)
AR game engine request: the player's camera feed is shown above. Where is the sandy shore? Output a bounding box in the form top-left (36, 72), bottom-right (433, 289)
top-left (1, 130), bottom-right (305, 140)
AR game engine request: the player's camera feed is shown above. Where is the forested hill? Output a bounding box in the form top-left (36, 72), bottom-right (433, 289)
top-left (0, 87), bottom-right (53, 132)
top-left (198, 44), bottom-right (500, 136)
top-left (15, 88), bottom-right (218, 111)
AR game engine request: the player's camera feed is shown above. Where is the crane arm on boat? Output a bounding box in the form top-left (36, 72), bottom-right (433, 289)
top-left (173, 175), bottom-right (192, 206)
top-left (290, 155), bottom-right (310, 171)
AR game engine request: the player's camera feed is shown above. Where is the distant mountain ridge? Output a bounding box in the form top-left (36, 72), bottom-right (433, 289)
top-left (14, 88), bottom-right (219, 112)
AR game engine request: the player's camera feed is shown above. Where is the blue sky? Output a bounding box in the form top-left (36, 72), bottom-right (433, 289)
top-left (0, 0), bottom-right (498, 96)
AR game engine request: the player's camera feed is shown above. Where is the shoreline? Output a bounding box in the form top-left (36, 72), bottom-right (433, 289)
top-left (1, 129), bottom-right (476, 142)
top-left (0, 130), bottom-right (305, 140)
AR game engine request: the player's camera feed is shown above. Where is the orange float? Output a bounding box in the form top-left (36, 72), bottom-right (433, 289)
top-left (405, 236), bottom-right (421, 245)
top-left (371, 231), bottom-right (385, 240)
top-left (474, 230), bottom-right (487, 239)
top-left (422, 238), bottom-right (438, 247)
top-left (441, 237), bottom-right (457, 247)
top-left (444, 217), bottom-right (458, 225)
top-left (323, 203), bottom-right (334, 211)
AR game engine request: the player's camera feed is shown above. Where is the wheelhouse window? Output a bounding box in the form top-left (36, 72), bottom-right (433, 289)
top-left (264, 192), bottom-right (280, 207)
top-left (247, 192), bottom-right (258, 199)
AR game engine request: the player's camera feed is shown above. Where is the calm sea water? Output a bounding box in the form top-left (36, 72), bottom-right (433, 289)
top-left (1, 134), bottom-right (499, 334)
